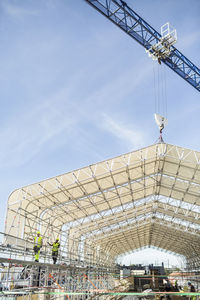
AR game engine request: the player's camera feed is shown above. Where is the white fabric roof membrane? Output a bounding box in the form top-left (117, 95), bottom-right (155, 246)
top-left (5, 143), bottom-right (200, 267)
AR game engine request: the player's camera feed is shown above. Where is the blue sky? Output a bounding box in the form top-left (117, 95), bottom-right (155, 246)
top-left (0, 0), bottom-right (200, 266)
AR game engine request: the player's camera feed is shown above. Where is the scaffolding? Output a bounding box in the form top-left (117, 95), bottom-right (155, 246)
top-left (0, 256), bottom-right (116, 299)
top-left (0, 255), bottom-right (200, 299)
top-left (2, 143), bottom-right (200, 297)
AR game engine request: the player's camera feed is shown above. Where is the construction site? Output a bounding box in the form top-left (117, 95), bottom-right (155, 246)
top-left (1, 0), bottom-right (200, 299)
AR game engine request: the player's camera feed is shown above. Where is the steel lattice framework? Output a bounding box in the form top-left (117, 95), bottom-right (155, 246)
top-left (4, 143), bottom-right (200, 269)
top-left (0, 257), bottom-right (115, 299)
top-left (85, 0), bottom-right (200, 92)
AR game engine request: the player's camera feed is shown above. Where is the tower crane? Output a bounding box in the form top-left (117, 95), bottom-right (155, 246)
top-left (85, 0), bottom-right (200, 92)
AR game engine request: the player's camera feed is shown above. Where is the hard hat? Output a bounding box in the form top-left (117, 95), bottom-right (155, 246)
top-left (37, 231), bottom-right (40, 234)
top-left (56, 238), bottom-right (59, 241)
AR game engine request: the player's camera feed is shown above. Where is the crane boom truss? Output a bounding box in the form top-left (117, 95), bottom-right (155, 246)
top-left (85, 0), bottom-right (200, 92)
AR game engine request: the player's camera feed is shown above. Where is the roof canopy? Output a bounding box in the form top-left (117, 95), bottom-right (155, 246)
top-left (5, 143), bottom-right (200, 267)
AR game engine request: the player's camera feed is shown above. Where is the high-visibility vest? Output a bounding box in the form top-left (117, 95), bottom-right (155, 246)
top-left (52, 242), bottom-right (60, 252)
top-left (34, 236), bottom-right (42, 247)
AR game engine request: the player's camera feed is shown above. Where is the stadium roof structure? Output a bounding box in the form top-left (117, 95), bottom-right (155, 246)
top-left (5, 143), bottom-right (200, 268)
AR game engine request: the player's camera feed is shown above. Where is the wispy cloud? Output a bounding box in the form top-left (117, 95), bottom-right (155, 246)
top-left (87, 63), bottom-right (153, 108)
top-left (101, 113), bottom-right (147, 151)
top-left (178, 30), bottom-right (200, 51)
top-left (0, 86), bottom-right (80, 168)
top-left (2, 2), bottom-right (39, 18)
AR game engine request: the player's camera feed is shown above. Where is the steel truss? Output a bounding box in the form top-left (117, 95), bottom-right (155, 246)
top-left (85, 0), bottom-right (200, 92)
top-left (4, 143), bottom-right (200, 271)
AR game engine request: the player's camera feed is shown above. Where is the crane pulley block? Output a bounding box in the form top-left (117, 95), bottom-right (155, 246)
top-left (146, 23), bottom-right (177, 62)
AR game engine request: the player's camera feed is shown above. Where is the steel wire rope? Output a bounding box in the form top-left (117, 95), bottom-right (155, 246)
top-left (161, 62), bottom-right (168, 118)
top-left (163, 63), bottom-right (168, 118)
top-left (160, 62), bottom-right (164, 116)
top-left (153, 60), bottom-right (168, 118)
top-left (157, 60), bottom-right (161, 114)
top-left (153, 60), bottom-right (158, 114)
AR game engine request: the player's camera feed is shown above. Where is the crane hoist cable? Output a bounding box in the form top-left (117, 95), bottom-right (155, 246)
top-left (153, 61), bottom-right (168, 143)
top-left (153, 61), bottom-right (167, 117)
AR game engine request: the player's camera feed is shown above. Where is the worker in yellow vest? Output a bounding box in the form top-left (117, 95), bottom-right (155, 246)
top-left (48, 238), bottom-right (60, 264)
top-left (33, 231), bottom-right (43, 262)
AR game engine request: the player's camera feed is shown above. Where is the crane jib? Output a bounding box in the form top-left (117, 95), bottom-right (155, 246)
top-left (85, 0), bottom-right (200, 92)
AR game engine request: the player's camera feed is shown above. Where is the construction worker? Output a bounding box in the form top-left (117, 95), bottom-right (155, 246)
top-left (188, 282), bottom-right (196, 300)
top-left (33, 231), bottom-right (43, 262)
top-left (174, 280), bottom-right (178, 291)
top-left (48, 238), bottom-right (60, 264)
top-left (188, 282), bottom-right (195, 292)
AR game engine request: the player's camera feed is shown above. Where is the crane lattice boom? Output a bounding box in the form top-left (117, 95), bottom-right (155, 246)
top-left (85, 0), bottom-right (200, 92)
